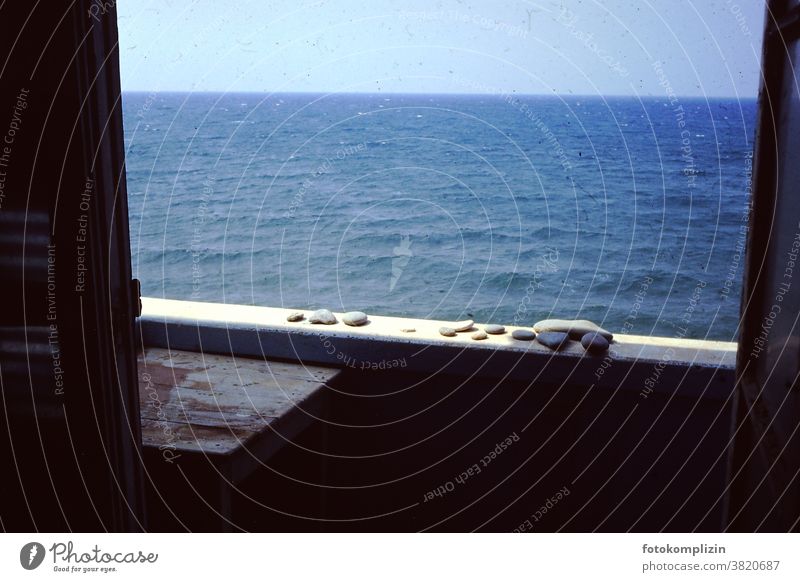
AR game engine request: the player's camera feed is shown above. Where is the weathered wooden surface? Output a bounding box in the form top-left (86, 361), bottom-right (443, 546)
top-left (138, 347), bottom-right (338, 464)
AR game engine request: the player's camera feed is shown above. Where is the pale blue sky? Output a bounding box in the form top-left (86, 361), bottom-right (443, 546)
top-left (117, 0), bottom-right (765, 97)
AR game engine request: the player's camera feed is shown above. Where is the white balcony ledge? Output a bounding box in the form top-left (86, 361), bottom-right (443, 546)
top-left (138, 297), bottom-right (737, 399)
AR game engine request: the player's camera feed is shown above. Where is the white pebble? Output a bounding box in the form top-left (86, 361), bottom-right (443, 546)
top-left (485, 324), bottom-right (506, 335)
top-left (453, 320), bottom-right (474, 332)
top-left (309, 309), bottom-right (337, 325)
top-left (342, 311), bottom-right (368, 326)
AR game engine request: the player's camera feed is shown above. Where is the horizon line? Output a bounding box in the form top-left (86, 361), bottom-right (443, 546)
top-left (120, 89), bottom-right (758, 100)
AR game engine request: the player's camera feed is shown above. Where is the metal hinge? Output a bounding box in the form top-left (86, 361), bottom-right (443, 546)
top-left (131, 278), bottom-right (141, 317)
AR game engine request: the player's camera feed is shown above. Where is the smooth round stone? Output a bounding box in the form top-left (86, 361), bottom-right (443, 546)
top-left (439, 327), bottom-right (457, 337)
top-left (471, 330), bottom-right (488, 340)
top-left (309, 309), bottom-right (337, 325)
top-left (536, 331), bottom-right (570, 350)
top-left (484, 324), bottom-right (506, 335)
top-left (453, 319), bottom-right (475, 332)
top-left (533, 318), bottom-right (613, 341)
top-left (286, 312), bottom-right (304, 322)
top-left (581, 332), bottom-right (610, 354)
top-left (342, 311), bottom-right (368, 326)
top-left (511, 329), bottom-right (536, 341)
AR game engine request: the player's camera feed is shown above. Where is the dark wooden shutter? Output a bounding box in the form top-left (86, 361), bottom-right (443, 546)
top-left (0, 1), bottom-right (144, 530)
top-left (730, 0), bottom-right (800, 532)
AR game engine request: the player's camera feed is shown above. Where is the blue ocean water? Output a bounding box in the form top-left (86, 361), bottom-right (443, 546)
top-left (123, 92), bottom-right (756, 340)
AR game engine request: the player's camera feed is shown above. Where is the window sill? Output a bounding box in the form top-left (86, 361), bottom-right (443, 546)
top-left (138, 297), bottom-right (736, 399)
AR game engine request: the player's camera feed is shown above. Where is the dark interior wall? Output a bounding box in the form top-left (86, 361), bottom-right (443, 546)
top-left (145, 367), bottom-right (733, 532)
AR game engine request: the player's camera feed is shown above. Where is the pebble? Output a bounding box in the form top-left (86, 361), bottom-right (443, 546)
top-left (511, 329), bottom-right (536, 341)
top-left (484, 324), bottom-right (506, 335)
top-left (533, 318), bottom-right (613, 340)
top-left (471, 330), bottom-right (488, 340)
top-left (309, 309), bottom-right (337, 325)
top-left (453, 320), bottom-right (475, 332)
top-left (286, 312), bottom-right (304, 322)
top-left (536, 331), bottom-right (570, 350)
top-left (342, 311), bottom-right (368, 326)
top-left (581, 332), bottom-right (610, 354)
top-left (439, 327), bottom-right (457, 337)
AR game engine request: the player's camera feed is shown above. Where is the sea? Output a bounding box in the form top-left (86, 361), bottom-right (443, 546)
top-left (122, 92), bottom-right (757, 341)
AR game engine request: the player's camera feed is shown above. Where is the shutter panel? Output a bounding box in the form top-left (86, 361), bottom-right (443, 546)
top-left (731, 0), bottom-right (800, 532)
top-left (0, 2), bottom-right (144, 530)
